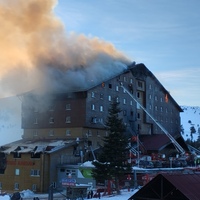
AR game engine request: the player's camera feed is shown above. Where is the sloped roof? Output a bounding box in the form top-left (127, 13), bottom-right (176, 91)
top-left (131, 63), bottom-right (183, 112)
top-left (163, 173), bottom-right (200, 199)
top-left (129, 173), bottom-right (200, 200)
top-left (140, 134), bottom-right (171, 151)
top-left (22, 62), bottom-right (136, 96)
top-left (0, 139), bottom-right (78, 154)
top-left (140, 134), bottom-right (189, 153)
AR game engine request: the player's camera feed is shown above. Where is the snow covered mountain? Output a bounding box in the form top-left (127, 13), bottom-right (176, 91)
top-left (180, 106), bottom-right (200, 142)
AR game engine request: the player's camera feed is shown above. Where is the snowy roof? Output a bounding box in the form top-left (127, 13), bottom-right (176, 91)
top-left (80, 161), bottom-right (94, 168)
top-left (0, 139), bottom-right (78, 154)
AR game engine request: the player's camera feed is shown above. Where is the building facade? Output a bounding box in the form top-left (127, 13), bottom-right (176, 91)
top-left (0, 63), bottom-right (185, 193)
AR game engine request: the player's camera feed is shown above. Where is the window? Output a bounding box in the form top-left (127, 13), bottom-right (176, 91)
top-left (123, 76), bottom-right (127, 82)
top-left (30, 169), bottom-right (40, 176)
top-left (31, 152), bottom-right (40, 159)
top-left (116, 97), bottom-right (119, 103)
top-left (130, 78), bottom-right (133, 84)
top-left (66, 129), bottom-right (71, 136)
top-left (100, 106), bottom-right (103, 112)
top-left (149, 84), bottom-right (152, 89)
top-left (99, 118), bottom-right (103, 123)
top-left (91, 92), bottom-right (95, 98)
top-left (97, 131), bottom-right (100, 137)
top-left (100, 94), bottom-right (103, 99)
top-left (33, 130), bottom-right (38, 137)
top-left (160, 107), bottom-right (163, 112)
top-left (130, 100), bottom-right (133, 106)
top-left (137, 113), bottom-right (140, 119)
top-left (15, 169), bottom-right (20, 176)
top-left (116, 86), bottom-right (119, 91)
top-left (66, 104), bottom-right (71, 110)
top-left (149, 104), bottom-right (152, 110)
top-left (91, 104), bottom-right (95, 111)
top-left (138, 81), bottom-right (143, 88)
top-left (66, 116), bottom-right (71, 123)
top-left (123, 110), bottom-right (127, 116)
top-left (91, 117), bottom-right (97, 124)
top-left (108, 95), bottom-right (111, 101)
top-left (155, 106), bottom-right (158, 111)
top-left (123, 98), bottom-right (126, 104)
top-left (109, 84), bottom-right (112, 89)
top-left (32, 184), bottom-right (37, 192)
top-left (13, 152), bottom-right (21, 158)
top-left (49, 130), bottom-right (54, 136)
top-left (160, 97), bottom-right (163, 102)
top-left (88, 130), bottom-right (92, 136)
top-left (137, 92), bottom-right (140, 98)
top-left (155, 95), bottom-right (158, 101)
top-left (149, 94), bottom-right (152, 99)
top-left (130, 111), bottom-right (133, 116)
top-left (14, 183), bottom-right (19, 190)
top-left (49, 117), bottom-right (54, 124)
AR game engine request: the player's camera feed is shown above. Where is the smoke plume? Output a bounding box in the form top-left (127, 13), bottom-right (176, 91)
top-left (0, 0), bottom-right (131, 97)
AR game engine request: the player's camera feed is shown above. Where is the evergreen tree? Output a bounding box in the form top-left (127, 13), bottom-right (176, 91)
top-left (92, 100), bottom-right (132, 194)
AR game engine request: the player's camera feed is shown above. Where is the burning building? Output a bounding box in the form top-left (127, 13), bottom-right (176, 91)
top-left (0, 0), bottom-right (188, 194)
top-left (0, 62), bottom-right (188, 192)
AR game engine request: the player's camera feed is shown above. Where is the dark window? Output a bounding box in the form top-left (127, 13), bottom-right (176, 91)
top-left (31, 152), bottom-right (41, 158)
top-left (60, 168), bottom-right (65, 172)
top-left (13, 152), bottom-right (21, 158)
top-left (130, 111), bottom-right (133, 116)
top-left (109, 84), bottom-right (112, 89)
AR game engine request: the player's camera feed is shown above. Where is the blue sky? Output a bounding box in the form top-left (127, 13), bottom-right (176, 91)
top-left (54, 0), bottom-right (200, 106)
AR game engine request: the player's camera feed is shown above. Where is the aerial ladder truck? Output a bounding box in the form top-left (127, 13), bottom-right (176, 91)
top-left (120, 82), bottom-right (185, 157)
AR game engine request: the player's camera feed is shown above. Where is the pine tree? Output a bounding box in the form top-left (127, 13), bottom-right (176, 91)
top-left (92, 100), bottom-right (132, 194)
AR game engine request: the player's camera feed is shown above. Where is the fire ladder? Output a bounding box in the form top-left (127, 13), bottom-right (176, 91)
top-left (120, 83), bottom-right (185, 156)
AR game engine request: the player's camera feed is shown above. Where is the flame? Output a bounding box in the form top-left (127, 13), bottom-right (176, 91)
top-left (0, 0), bottom-right (131, 97)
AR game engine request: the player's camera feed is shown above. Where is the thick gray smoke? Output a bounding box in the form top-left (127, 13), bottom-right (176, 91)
top-left (0, 0), bottom-right (131, 97)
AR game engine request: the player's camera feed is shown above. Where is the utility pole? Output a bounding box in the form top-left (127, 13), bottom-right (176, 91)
top-left (48, 183), bottom-right (53, 200)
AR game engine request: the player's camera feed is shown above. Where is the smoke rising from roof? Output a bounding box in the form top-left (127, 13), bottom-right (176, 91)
top-left (0, 0), bottom-right (131, 97)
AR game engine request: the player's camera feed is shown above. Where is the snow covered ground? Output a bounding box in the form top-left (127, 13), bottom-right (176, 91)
top-left (0, 189), bottom-right (138, 200)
